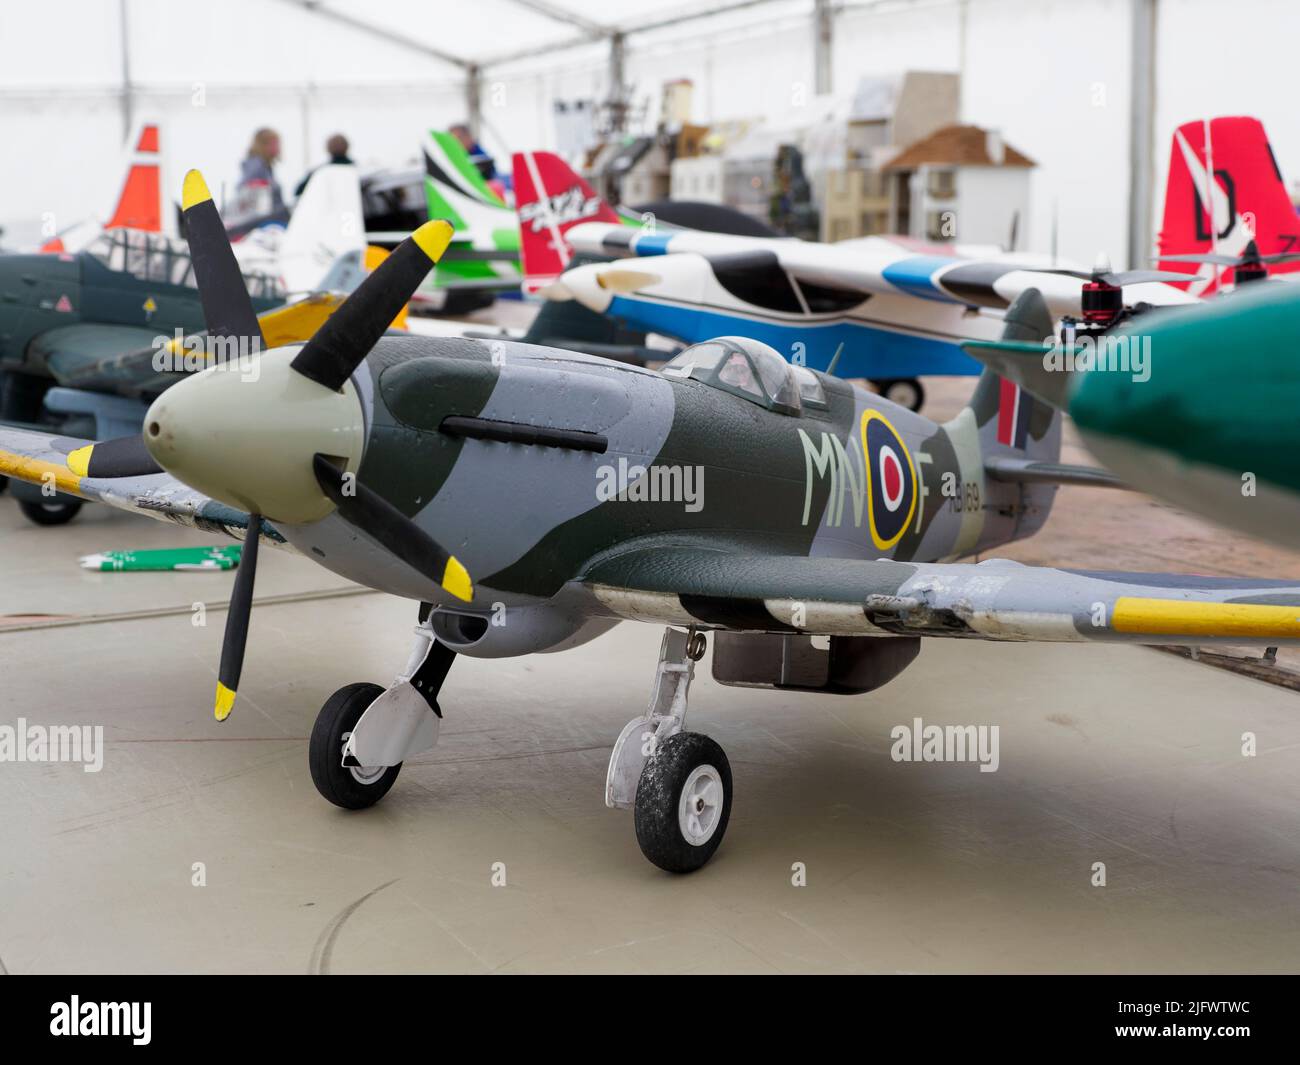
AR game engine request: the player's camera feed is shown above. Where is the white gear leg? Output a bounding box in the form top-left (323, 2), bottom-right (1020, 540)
top-left (345, 614), bottom-right (453, 768)
top-left (605, 626), bottom-right (707, 809)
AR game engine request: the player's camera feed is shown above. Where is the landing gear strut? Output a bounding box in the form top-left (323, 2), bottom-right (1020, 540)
top-left (309, 603), bottom-right (454, 810)
top-left (606, 627), bottom-right (733, 873)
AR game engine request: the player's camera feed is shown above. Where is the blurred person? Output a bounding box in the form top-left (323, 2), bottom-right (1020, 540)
top-left (450, 123), bottom-right (497, 181)
top-left (239, 128), bottom-right (285, 215)
top-left (294, 133), bottom-right (354, 198)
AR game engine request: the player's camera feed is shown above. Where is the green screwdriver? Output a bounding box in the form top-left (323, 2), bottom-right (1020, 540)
top-left (79, 545), bottom-right (243, 572)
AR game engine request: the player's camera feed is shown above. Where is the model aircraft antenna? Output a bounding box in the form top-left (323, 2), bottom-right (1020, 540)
top-left (825, 342), bottom-right (845, 376)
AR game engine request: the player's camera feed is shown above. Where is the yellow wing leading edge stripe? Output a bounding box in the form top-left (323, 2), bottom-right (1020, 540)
top-left (0, 447), bottom-right (84, 496)
top-left (1113, 597), bottom-right (1300, 639)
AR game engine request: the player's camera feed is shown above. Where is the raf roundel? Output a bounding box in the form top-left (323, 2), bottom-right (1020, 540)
top-left (861, 409), bottom-right (917, 550)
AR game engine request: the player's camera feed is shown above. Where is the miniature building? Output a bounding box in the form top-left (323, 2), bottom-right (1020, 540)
top-left (670, 155), bottom-right (726, 203)
top-left (883, 124), bottom-right (1035, 248)
top-left (816, 71), bottom-right (960, 243)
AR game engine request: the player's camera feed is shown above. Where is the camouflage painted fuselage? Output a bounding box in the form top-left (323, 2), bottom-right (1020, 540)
top-left (272, 335), bottom-right (1057, 651)
top-left (0, 248), bottom-right (282, 416)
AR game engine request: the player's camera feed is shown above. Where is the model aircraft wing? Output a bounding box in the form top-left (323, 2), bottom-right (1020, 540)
top-left (581, 544), bottom-right (1300, 647)
top-left (556, 236), bottom-right (1198, 320)
top-left (773, 244), bottom-right (1201, 318)
top-left (26, 323), bottom-right (171, 391)
top-left (0, 424), bottom-right (288, 549)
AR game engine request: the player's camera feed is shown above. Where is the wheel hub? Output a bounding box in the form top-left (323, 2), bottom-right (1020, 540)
top-left (341, 731), bottom-right (386, 785)
top-left (678, 764), bottom-right (723, 846)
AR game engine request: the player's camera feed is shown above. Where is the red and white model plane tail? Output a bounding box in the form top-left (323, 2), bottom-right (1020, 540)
top-left (511, 150), bottom-right (622, 294)
top-left (40, 119), bottom-right (163, 253)
top-left (105, 120), bottom-right (163, 232)
top-left (1156, 116), bottom-right (1300, 295)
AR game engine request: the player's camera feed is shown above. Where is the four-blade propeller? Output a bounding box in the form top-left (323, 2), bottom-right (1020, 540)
top-left (167, 169), bottom-right (469, 722)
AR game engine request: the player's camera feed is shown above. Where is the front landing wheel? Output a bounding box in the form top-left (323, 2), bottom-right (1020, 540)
top-left (877, 377), bottom-right (925, 412)
top-left (634, 732), bottom-right (732, 873)
top-left (309, 682), bottom-right (401, 809)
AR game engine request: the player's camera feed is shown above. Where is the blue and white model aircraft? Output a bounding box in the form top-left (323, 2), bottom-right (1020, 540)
top-left (513, 151), bottom-right (1198, 409)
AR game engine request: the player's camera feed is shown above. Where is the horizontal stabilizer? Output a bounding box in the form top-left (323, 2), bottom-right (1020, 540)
top-left (984, 456), bottom-right (1126, 488)
top-left (961, 338), bottom-right (1070, 409)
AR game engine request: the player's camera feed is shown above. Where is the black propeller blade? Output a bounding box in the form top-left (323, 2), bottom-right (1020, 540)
top-left (174, 170), bottom-right (272, 723)
top-left (1158, 240), bottom-right (1300, 267)
top-left (169, 179), bottom-right (461, 721)
top-left (312, 453), bottom-right (471, 603)
top-left (1157, 251), bottom-right (1243, 266)
top-left (215, 519), bottom-right (260, 721)
top-left (1045, 266), bottom-right (1199, 286)
top-left (67, 434), bottom-right (161, 479)
top-left (290, 220), bottom-right (453, 391)
top-left (180, 170), bottom-right (266, 348)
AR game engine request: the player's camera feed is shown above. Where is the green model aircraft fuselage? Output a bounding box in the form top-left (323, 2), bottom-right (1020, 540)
top-left (0, 231), bottom-right (282, 422)
top-left (963, 278), bottom-right (1300, 553)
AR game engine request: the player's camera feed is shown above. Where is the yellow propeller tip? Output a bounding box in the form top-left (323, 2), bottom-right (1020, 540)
top-left (412, 220), bottom-right (455, 263)
top-left (441, 556), bottom-right (473, 603)
top-left (66, 445), bottom-right (92, 478)
top-left (214, 682), bottom-right (236, 722)
top-left (183, 170), bottom-right (212, 211)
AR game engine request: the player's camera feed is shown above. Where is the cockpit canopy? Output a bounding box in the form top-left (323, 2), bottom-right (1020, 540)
top-left (661, 336), bottom-right (824, 414)
top-left (84, 229), bottom-right (285, 300)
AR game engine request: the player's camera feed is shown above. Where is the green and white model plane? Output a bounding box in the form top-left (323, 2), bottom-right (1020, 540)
top-left (367, 130), bottom-right (522, 309)
top-left (4, 170), bottom-right (1300, 874)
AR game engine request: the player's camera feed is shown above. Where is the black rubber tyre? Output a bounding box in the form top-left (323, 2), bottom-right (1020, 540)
top-left (18, 497), bottom-right (83, 526)
top-left (878, 378), bottom-right (925, 412)
top-left (634, 731), bottom-right (732, 874)
top-left (309, 682), bottom-right (401, 810)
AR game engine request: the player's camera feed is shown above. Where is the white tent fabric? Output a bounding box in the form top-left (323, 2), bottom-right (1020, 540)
top-left (1, 0), bottom-right (1298, 267)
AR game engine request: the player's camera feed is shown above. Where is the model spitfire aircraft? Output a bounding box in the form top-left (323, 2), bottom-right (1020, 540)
top-left (515, 150), bottom-right (1205, 412)
top-left (5, 170), bottom-right (1300, 875)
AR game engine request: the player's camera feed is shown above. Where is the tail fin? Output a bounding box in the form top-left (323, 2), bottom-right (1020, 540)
top-left (959, 289), bottom-right (1125, 541)
top-left (962, 289), bottom-right (1065, 543)
top-left (426, 130), bottom-right (508, 213)
top-left (40, 119), bottom-right (162, 253)
top-left (422, 131), bottom-right (521, 286)
top-left (964, 288), bottom-right (1060, 459)
top-left (511, 150), bottom-right (622, 293)
top-left (278, 164), bottom-right (367, 294)
top-left (104, 120), bottom-right (163, 232)
top-left (1156, 116), bottom-right (1300, 295)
